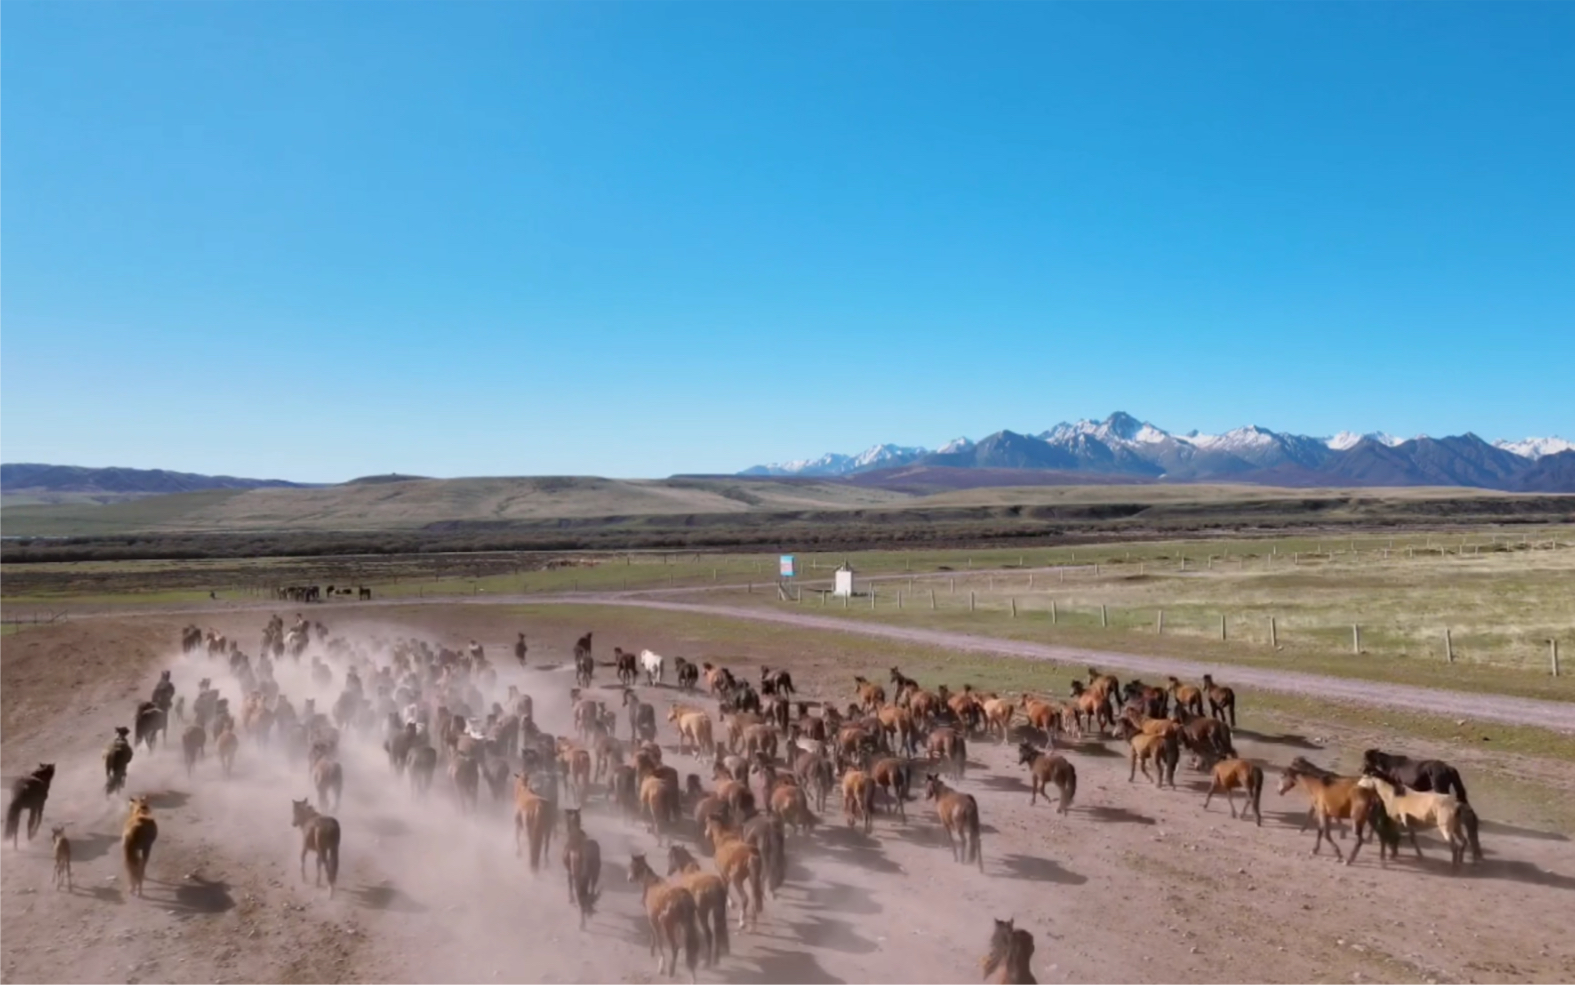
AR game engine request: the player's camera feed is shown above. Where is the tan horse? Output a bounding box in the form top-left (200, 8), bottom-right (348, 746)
top-left (869, 757), bottom-right (910, 820)
top-left (121, 795), bottom-right (158, 897)
top-left (641, 775), bottom-right (680, 845)
top-left (924, 774), bottom-right (983, 872)
top-left (840, 769), bottom-right (875, 834)
top-left (853, 676), bottom-right (886, 712)
top-left (216, 726), bottom-right (239, 778)
top-left (1357, 773), bottom-right (1469, 869)
top-left (983, 918), bottom-right (1036, 984)
top-left (667, 706), bottom-right (715, 757)
top-left (1203, 759), bottom-right (1263, 826)
top-left (627, 853), bottom-right (702, 982)
top-left (769, 782), bottom-right (819, 837)
top-left (513, 773), bottom-right (556, 872)
top-left (291, 798), bottom-right (341, 897)
top-left (666, 844), bottom-right (730, 967)
top-left (1166, 676), bottom-right (1204, 717)
top-left (703, 816), bottom-right (765, 931)
top-left (51, 826), bottom-right (72, 891)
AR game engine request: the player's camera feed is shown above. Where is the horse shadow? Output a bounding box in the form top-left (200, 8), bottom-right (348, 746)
top-left (74, 884), bottom-right (124, 904)
top-left (159, 875), bottom-right (235, 917)
top-left (803, 880), bottom-right (882, 916)
top-left (731, 947), bottom-right (847, 984)
top-left (1082, 806), bottom-right (1156, 825)
top-left (348, 882), bottom-right (427, 913)
top-left (1068, 741), bottom-right (1122, 759)
top-left (808, 828), bottom-right (903, 875)
top-left (1463, 859), bottom-right (1575, 891)
top-left (976, 774), bottom-right (1028, 792)
top-left (1235, 729), bottom-right (1322, 750)
top-left (1479, 819), bottom-right (1571, 843)
top-left (66, 832), bottom-right (120, 862)
top-left (997, 853), bottom-right (1087, 885)
top-left (142, 790), bottom-right (191, 810)
top-left (789, 915), bottom-right (879, 955)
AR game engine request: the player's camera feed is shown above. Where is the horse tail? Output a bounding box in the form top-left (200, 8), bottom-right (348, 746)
top-left (711, 894), bottom-right (731, 958)
top-left (4, 795), bottom-right (24, 844)
top-left (1458, 801), bottom-right (1482, 861)
top-left (968, 802), bottom-right (984, 871)
top-left (748, 852), bottom-right (765, 918)
top-left (682, 904), bottom-right (702, 980)
top-left (1247, 765), bottom-right (1264, 825)
top-left (1447, 769), bottom-right (1470, 805)
top-left (1062, 767), bottom-right (1078, 814)
top-left (324, 826), bottom-right (341, 887)
top-left (574, 859), bottom-right (598, 921)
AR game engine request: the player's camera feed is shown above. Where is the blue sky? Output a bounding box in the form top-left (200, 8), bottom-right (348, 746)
top-left (3, 3), bottom-right (1571, 482)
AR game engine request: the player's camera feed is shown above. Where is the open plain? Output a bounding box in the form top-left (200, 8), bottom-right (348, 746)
top-left (4, 532), bottom-right (1575, 984)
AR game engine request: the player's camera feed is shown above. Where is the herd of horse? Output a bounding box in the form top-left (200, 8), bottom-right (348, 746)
top-left (3, 617), bottom-right (1489, 984)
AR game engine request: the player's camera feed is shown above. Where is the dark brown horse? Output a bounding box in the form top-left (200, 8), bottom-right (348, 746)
top-left (6, 763), bottom-right (55, 849)
top-left (1361, 749), bottom-right (1469, 803)
top-left (562, 809), bottom-right (601, 929)
top-left (291, 798), bottom-right (341, 897)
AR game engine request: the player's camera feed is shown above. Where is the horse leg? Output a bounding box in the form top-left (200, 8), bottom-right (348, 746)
top-left (300, 842), bottom-right (309, 882)
top-left (1407, 820), bottom-right (1424, 859)
top-left (1225, 786), bottom-right (1238, 819)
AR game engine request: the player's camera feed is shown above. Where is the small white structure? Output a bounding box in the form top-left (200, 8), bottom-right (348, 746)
top-left (833, 563), bottom-right (855, 598)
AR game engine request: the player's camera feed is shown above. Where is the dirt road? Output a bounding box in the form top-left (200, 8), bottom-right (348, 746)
top-left (4, 606), bottom-right (1574, 985)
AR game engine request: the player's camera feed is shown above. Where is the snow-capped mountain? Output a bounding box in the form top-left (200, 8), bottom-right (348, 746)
top-left (738, 412), bottom-right (1573, 490)
top-left (1325, 431), bottom-right (1404, 451)
top-left (1493, 436), bottom-right (1574, 460)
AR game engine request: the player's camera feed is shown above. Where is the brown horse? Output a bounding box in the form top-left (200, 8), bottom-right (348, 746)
top-left (853, 675), bottom-right (886, 712)
top-left (1277, 763), bottom-right (1378, 865)
top-left (310, 744), bottom-right (344, 811)
top-left (122, 795), bottom-right (158, 897)
top-left (666, 844), bottom-right (730, 967)
top-left (1201, 674), bottom-right (1236, 727)
top-left (869, 757), bottom-right (911, 820)
top-left (627, 853), bottom-right (702, 982)
top-left (1167, 676), bottom-right (1204, 717)
top-left (291, 798), bottom-right (341, 897)
top-left (561, 808), bottom-right (601, 928)
top-left (769, 782), bottom-right (819, 837)
top-left (641, 775), bottom-right (680, 845)
top-left (1202, 759), bottom-right (1263, 826)
top-left (703, 816), bottom-right (765, 930)
top-left (924, 774), bottom-right (983, 871)
top-left (925, 726), bottom-right (968, 781)
top-left (983, 918), bottom-right (1036, 984)
top-left (104, 727), bottom-right (134, 796)
top-left (513, 773), bottom-right (556, 872)
top-left (1016, 743), bottom-right (1076, 814)
top-left (181, 725), bottom-right (207, 778)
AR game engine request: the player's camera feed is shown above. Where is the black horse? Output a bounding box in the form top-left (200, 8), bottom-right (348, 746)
top-left (5, 763), bottom-right (56, 849)
top-left (1361, 749), bottom-right (1469, 803)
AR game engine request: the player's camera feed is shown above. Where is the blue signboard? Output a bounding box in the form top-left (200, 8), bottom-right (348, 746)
top-left (779, 555), bottom-right (796, 578)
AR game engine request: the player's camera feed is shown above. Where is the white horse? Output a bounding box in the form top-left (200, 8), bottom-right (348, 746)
top-left (638, 649), bottom-right (665, 687)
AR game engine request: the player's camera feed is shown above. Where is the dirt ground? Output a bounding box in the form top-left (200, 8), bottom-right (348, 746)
top-left (3, 604), bottom-right (1574, 985)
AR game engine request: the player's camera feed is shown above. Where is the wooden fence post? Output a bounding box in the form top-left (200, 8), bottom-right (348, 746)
top-left (1269, 616), bottom-right (1277, 648)
top-left (897, 591), bottom-right (903, 610)
top-left (950, 577), bottom-right (956, 594)
top-left (930, 590), bottom-right (936, 610)
top-left (1219, 614), bottom-right (1227, 641)
top-left (870, 589), bottom-right (876, 610)
top-left (1445, 629), bottom-right (1454, 663)
top-left (1180, 556), bottom-right (1187, 571)
top-left (1156, 609), bottom-right (1164, 634)
top-left (1552, 639), bottom-right (1561, 677)
top-left (1029, 573), bottom-right (1034, 589)
top-left (1050, 599), bottom-right (1057, 625)
top-left (1059, 568), bottom-right (1065, 584)
top-left (842, 593), bottom-right (848, 609)
top-left (1010, 598), bottom-right (1017, 618)
top-left (1094, 563), bottom-right (1100, 576)
top-left (969, 591), bottom-right (976, 612)
top-left (1100, 604), bottom-right (1108, 628)
top-left (1352, 624), bottom-right (1360, 654)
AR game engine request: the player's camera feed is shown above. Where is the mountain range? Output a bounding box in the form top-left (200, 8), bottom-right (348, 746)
top-left (741, 412), bottom-right (1575, 491)
top-left (1, 463), bottom-right (313, 502)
